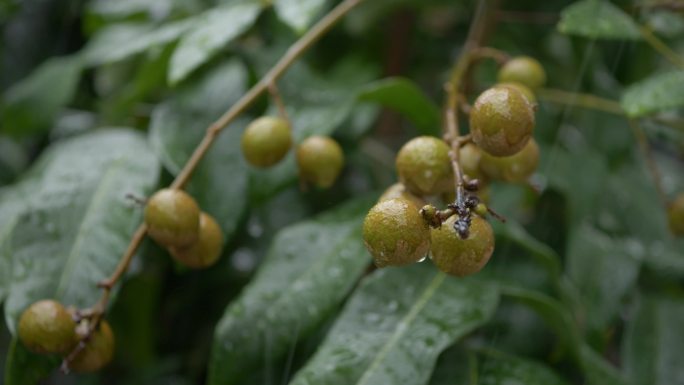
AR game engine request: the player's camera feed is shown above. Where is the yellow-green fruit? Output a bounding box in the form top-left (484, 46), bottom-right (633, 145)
top-left (170, 212), bottom-right (224, 269)
top-left (479, 138), bottom-right (540, 183)
top-left (18, 300), bottom-right (76, 354)
top-left (498, 56), bottom-right (546, 89)
top-left (144, 189), bottom-right (200, 248)
top-left (379, 183), bottom-right (426, 208)
top-left (498, 82), bottom-right (536, 104)
top-left (69, 320), bottom-right (115, 373)
top-left (396, 136), bottom-right (453, 196)
top-left (470, 85), bottom-right (535, 157)
top-left (459, 143), bottom-right (485, 181)
top-left (296, 136), bottom-right (345, 188)
top-left (362, 198), bottom-right (430, 267)
top-left (241, 117), bottom-right (292, 168)
top-left (669, 194), bottom-right (684, 236)
top-left (430, 215), bottom-right (495, 276)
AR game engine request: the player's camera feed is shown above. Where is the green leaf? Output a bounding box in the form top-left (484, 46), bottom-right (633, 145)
top-left (1, 56), bottom-right (83, 136)
top-left (358, 77), bottom-right (441, 136)
top-left (477, 349), bottom-right (570, 385)
top-left (169, 1), bottom-right (263, 85)
top-left (4, 338), bottom-right (59, 385)
top-left (623, 295), bottom-right (684, 385)
top-left (501, 286), bottom-right (630, 385)
top-left (566, 224), bottom-right (641, 333)
top-left (492, 220), bottom-right (562, 277)
top-left (3, 129), bottom-right (160, 335)
top-left (289, 266), bottom-right (499, 385)
top-left (500, 285), bottom-right (581, 359)
top-left (274, 0), bottom-right (329, 32)
top-left (149, 60), bottom-right (249, 238)
top-left (207, 197), bottom-right (373, 385)
top-left (621, 71), bottom-right (684, 117)
top-left (82, 20), bottom-right (194, 66)
top-left (580, 344), bottom-right (632, 385)
top-left (557, 0), bottom-right (642, 40)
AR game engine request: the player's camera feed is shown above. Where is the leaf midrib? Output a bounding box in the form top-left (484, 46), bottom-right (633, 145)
top-left (54, 158), bottom-right (125, 299)
top-left (355, 271), bottom-right (447, 385)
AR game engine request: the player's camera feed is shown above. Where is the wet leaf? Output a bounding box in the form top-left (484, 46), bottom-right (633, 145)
top-left (3, 129), bottom-right (160, 334)
top-left (358, 77), bottom-right (441, 136)
top-left (207, 197), bottom-right (373, 385)
top-left (290, 266), bottom-right (499, 385)
top-left (623, 295), bottom-right (684, 385)
top-left (169, 0), bottom-right (263, 85)
top-left (558, 0), bottom-right (641, 40)
top-left (275, 0), bottom-right (329, 32)
top-left (477, 349), bottom-right (570, 385)
top-left (621, 71), bottom-right (684, 117)
top-left (2, 129), bottom-right (159, 382)
top-left (1, 56), bottom-right (83, 136)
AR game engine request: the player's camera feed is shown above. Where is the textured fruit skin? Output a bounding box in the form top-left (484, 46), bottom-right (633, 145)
top-left (498, 56), bottom-right (546, 90)
top-left (171, 212), bottom-right (224, 269)
top-left (18, 300), bottom-right (76, 354)
top-left (498, 82), bottom-right (536, 103)
top-left (396, 136), bottom-right (453, 196)
top-left (70, 320), bottom-right (115, 373)
top-left (296, 136), bottom-right (344, 188)
top-left (144, 189), bottom-right (200, 248)
top-left (470, 85), bottom-right (535, 157)
top-left (669, 194), bottom-right (684, 236)
top-left (363, 198), bottom-right (430, 267)
top-left (241, 117), bottom-right (292, 168)
top-left (379, 183), bottom-right (425, 208)
top-left (430, 215), bottom-right (494, 277)
top-left (479, 138), bottom-right (539, 183)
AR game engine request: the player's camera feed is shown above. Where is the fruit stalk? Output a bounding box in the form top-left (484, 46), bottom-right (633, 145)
top-left (444, 0), bottom-right (499, 213)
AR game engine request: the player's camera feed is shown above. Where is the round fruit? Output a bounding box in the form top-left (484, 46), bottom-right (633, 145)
top-left (430, 215), bottom-right (495, 276)
top-left (362, 198), bottom-right (430, 267)
top-left (470, 85), bottom-right (535, 157)
top-left (479, 138), bottom-right (540, 183)
top-left (498, 82), bottom-right (536, 104)
top-left (144, 189), bottom-right (200, 248)
top-left (669, 194), bottom-right (684, 236)
top-left (296, 136), bottom-right (345, 188)
top-left (69, 320), bottom-right (115, 373)
top-left (396, 136), bottom-right (453, 196)
top-left (18, 300), bottom-right (76, 354)
top-left (459, 143), bottom-right (485, 182)
top-left (379, 183), bottom-right (425, 208)
top-left (498, 56), bottom-right (546, 89)
top-left (170, 212), bottom-right (224, 269)
top-left (241, 117), bottom-right (292, 168)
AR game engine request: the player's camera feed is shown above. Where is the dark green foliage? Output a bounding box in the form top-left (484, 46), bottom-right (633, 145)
top-left (0, 0), bottom-right (683, 384)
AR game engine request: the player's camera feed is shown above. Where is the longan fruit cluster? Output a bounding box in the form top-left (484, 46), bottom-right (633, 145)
top-left (241, 116), bottom-right (345, 189)
top-left (363, 56), bottom-right (545, 277)
top-left (17, 300), bottom-right (114, 372)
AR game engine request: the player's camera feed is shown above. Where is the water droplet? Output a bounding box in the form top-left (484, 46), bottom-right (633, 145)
top-left (247, 216), bottom-right (263, 238)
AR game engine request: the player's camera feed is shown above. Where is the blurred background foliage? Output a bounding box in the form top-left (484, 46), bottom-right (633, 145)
top-left (0, 0), bottom-right (683, 384)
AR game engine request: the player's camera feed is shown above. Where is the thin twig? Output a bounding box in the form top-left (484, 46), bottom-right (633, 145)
top-left (640, 25), bottom-right (684, 70)
top-left (537, 88), bottom-right (624, 115)
top-left (268, 82), bottom-right (291, 123)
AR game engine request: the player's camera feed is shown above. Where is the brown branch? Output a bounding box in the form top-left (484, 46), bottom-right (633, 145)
top-left (62, 0), bottom-right (367, 372)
